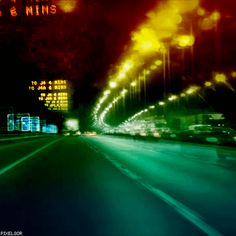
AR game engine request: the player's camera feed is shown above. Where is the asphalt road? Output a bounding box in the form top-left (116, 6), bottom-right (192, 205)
top-left (0, 135), bottom-right (236, 236)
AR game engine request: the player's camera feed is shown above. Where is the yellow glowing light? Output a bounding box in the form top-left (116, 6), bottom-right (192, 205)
top-left (58, 0), bottom-right (77, 13)
top-left (159, 101), bottom-right (165, 106)
top-left (168, 0), bottom-right (199, 13)
top-left (143, 0), bottom-right (199, 43)
top-left (168, 95), bottom-right (178, 101)
top-left (118, 72), bottom-right (126, 80)
top-left (205, 81), bottom-right (213, 87)
top-left (131, 81), bottom-right (137, 87)
top-left (231, 71), bottom-right (236, 78)
top-left (175, 35), bottom-right (195, 48)
top-left (132, 28), bottom-right (163, 54)
top-left (199, 11), bottom-right (220, 31)
top-left (211, 11), bottom-right (221, 22)
top-left (155, 60), bottom-right (163, 66)
top-left (197, 8), bottom-right (206, 16)
top-left (121, 89), bottom-right (128, 96)
top-left (186, 86), bottom-right (200, 94)
top-left (150, 65), bottom-right (158, 70)
top-left (109, 81), bottom-right (117, 88)
top-left (104, 90), bottom-right (111, 96)
top-left (214, 73), bottom-right (227, 83)
top-left (123, 61), bottom-right (133, 71)
top-left (117, 60), bottom-right (133, 80)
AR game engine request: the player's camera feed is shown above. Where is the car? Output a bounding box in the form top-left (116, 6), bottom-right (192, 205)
top-left (207, 127), bottom-right (236, 145)
top-left (84, 131), bottom-right (97, 136)
top-left (175, 125), bottom-right (236, 145)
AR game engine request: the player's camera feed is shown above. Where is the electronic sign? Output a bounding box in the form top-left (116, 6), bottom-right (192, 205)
top-left (0, 0), bottom-right (57, 18)
top-left (29, 79), bottom-right (70, 112)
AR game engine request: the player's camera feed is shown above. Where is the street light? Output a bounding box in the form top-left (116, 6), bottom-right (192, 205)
top-left (109, 81), bottom-right (117, 88)
top-left (174, 34), bottom-right (195, 48)
top-left (58, 0), bottom-right (78, 13)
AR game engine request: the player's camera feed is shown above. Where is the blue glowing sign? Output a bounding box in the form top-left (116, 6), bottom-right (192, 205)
top-left (30, 116), bottom-right (40, 132)
top-left (21, 116), bottom-right (31, 132)
top-left (7, 114), bottom-right (14, 131)
top-left (42, 124), bottom-right (58, 134)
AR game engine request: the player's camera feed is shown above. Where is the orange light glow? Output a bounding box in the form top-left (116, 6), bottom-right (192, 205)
top-left (58, 0), bottom-right (77, 13)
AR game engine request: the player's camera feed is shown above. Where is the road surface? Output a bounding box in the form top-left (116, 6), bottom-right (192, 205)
top-left (0, 135), bottom-right (236, 236)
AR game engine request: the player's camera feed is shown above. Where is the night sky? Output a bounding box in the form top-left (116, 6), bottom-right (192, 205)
top-left (0, 0), bottom-right (236, 129)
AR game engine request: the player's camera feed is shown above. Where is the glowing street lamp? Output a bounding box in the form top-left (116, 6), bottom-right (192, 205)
top-left (168, 95), bottom-right (178, 101)
top-left (109, 81), bottom-right (117, 88)
top-left (214, 73), bottom-right (227, 83)
top-left (185, 86), bottom-right (200, 95)
top-left (132, 28), bottom-right (164, 55)
top-left (58, 0), bottom-right (78, 13)
top-left (131, 81), bottom-right (137, 87)
top-left (121, 89), bottom-right (128, 96)
top-left (204, 81), bottom-right (213, 87)
top-left (104, 90), bottom-right (111, 96)
top-left (174, 35), bottom-right (195, 48)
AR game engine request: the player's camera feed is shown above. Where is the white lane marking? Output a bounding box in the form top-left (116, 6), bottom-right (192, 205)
top-left (143, 183), bottom-right (223, 236)
top-left (0, 138), bottom-right (62, 176)
top-left (100, 152), bottom-right (223, 236)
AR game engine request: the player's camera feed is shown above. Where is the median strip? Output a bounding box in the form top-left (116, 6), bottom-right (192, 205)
top-left (0, 138), bottom-right (62, 176)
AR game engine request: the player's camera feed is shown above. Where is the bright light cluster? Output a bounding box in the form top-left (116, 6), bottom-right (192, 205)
top-left (92, 0), bottom-right (224, 131)
top-left (117, 71), bottom-right (235, 134)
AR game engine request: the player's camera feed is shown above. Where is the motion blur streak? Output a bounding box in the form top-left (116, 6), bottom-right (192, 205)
top-left (0, 138), bottom-right (62, 176)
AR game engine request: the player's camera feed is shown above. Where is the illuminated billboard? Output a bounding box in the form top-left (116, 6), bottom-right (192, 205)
top-left (29, 79), bottom-right (70, 112)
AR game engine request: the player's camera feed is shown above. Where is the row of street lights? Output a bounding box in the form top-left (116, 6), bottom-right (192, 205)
top-left (92, 0), bottom-right (222, 132)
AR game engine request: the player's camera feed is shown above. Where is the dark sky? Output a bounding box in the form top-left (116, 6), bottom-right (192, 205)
top-left (0, 0), bottom-right (236, 128)
top-left (0, 0), bottom-right (157, 112)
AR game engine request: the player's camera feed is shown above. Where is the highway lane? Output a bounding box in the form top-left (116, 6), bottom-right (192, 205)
top-left (0, 136), bottom-right (62, 175)
top-left (82, 135), bottom-right (236, 236)
top-left (0, 135), bottom-right (235, 235)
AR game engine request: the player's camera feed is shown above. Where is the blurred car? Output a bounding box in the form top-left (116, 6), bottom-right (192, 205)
top-left (175, 125), bottom-right (236, 145)
top-left (207, 127), bottom-right (236, 145)
top-left (63, 132), bottom-right (71, 136)
top-left (63, 130), bottom-right (81, 136)
top-left (72, 130), bottom-right (81, 136)
top-left (84, 131), bottom-right (97, 136)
